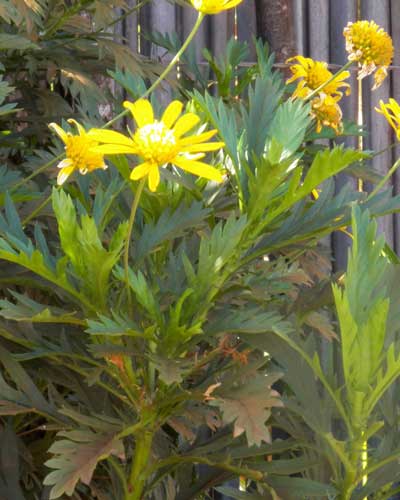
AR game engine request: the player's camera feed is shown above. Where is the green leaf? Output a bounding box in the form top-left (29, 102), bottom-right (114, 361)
top-left (52, 188), bottom-right (128, 310)
top-left (114, 267), bottom-right (161, 322)
top-left (86, 312), bottom-right (144, 338)
top-left (135, 201), bottom-right (211, 262)
top-left (0, 33), bottom-right (39, 50)
top-left (0, 291), bottom-right (84, 325)
top-left (267, 98), bottom-right (311, 160)
top-left (268, 476), bottom-right (338, 497)
top-left (44, 430), bottom-right (124, 499)
top-left (0, 344), bottom-right (59, 420)
top-left (206, 308), bottom-right (293, 336)
top-left (215, 488), bottom-right (266, 500)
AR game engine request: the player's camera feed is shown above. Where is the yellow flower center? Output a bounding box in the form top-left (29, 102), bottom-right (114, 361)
top-left (65, 135), bottom-right (103, 173)
top-left (304, 64), bottom-right (332, 91)
top-left (133, 121), bottom-right (178, 165)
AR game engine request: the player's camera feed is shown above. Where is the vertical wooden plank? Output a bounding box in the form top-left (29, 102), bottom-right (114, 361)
top-left (236, 0), bottom-right (257, 60)
top-left (390, 0), bottom-right (400, 252)
top-left (361, 0), bottom-right (393, 246)
top-left (330, 0), bottom-right (358, 271)
top-left (255, 0), bottom-right (296, 62)
top-left (149, 0), bottom-right (177, 103)
top-left (181, 4), bottom-right (208, 61)
top-left (293, 0), bottom-right (306, 55)
top-left (308, 0), bottom-right (330, 60)
top-left (308, 0), bottom-right (331, 253)
top-left (124, 0), bottom-right (139, 54)
top-left (139, 2), bottom-right (153, 56)
top-left (210, 10), bottom-right (235, 57)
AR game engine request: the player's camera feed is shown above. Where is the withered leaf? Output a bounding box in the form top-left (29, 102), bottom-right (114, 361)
top-left (44, 429), bottom-right (124, 499)
top-left (210, 374), bottom-right (282, 447)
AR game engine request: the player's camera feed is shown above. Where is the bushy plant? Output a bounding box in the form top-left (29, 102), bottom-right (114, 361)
top-left (1, 2), bottom-right (400, 499)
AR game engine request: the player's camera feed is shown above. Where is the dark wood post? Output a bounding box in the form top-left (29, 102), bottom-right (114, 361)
top-left (255, 0), bottom-right (296, 62)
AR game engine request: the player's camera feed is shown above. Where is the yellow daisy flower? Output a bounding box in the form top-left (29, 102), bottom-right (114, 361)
top-left (311, 94), bottom-right (343, 134)
top-left (286, 56), bottom-right (351, 99)
top-left (88, 99), bottom-right (224, 192)
top-left (344, 20), bottom-right (394, 89)
top-left (376, 98), bottom-right (400, 140)
top-left (191, 0), bottom-right (243, 15)
top-left (48, 119), bottom-right (107, 185)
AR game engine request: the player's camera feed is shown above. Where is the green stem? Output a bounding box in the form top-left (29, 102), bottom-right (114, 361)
top-left (11, 155), bottom-right (61, 192)
top-left (340, 431), bottom-right (366, 500)
top-left (22, 193), bottom-right (52, 225)
top-left (149, 455), bottom-right (263, 483)
top-left (305, 60), bottom-right (354, 102)
top-left (124, 178), bottom-right (146, 308)
top-left (103, 11), bottom-right (205, 129)
top-left (126, 430), bottom-right (154, 500)
top-left (109, 456), bottom-right (129, 497)
top-left (367, 156), bottom-right (400, 200)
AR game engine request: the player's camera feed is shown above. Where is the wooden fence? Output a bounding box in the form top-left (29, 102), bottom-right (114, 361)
top-left (119, 0), bottom-right (400, 268)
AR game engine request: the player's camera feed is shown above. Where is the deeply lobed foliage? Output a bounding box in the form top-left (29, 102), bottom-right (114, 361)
top-left (1, 3), bottom-right (400, 500)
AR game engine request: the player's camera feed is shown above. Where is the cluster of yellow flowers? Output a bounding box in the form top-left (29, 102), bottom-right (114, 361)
top-left (50, 100), bottom-right (224, 190)
top-left (286, 56), bottom-right (351, 133)
top-left (49, 9), bottom-right (400, 188)
top-left (287, 20), bottom-right (394, 134)
top-left (49, 0), bottom-right (240, 188)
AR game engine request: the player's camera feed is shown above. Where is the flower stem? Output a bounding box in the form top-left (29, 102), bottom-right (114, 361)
top-left (126, 430), bottom-right (154, 500)
top-left (22, 192), bottom-right (52, 226)
top-left (124, 178), bottom-right (146, 308)
top-left (103, 11), bottom-right (205, 129)
top-left (11, 155), bottom-right (61, 192)
top-left (305, 60), bottom-right (354, 102)
top-left (367, 156), bottom-right (400, 200)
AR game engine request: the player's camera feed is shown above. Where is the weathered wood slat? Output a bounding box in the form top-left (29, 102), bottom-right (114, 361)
top-left (236, 0), bottom-right (257, 60)
top-left (390, 0), bottom-right (400, 252)
top-left (362, 0), bottom-right (394, 245)
top-left (330, 0), bottom-right (358, 271)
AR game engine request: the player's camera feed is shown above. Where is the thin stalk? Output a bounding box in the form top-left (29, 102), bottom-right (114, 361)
top-left (104, 12), bottom-right (205, 129)
top-left (340, 431), bottom-right (367, 500)
top-left (109, 456), bottom-right (129, 497)
top-left (22, 193), bottom-right (52, 225)
top-left (149, 455), bottom-right (263, 482)
top-left (305, 61), bottom-right (353, 102)
top-left (11, 155), bottom-right (61, 192)
top-left (367, 156), bottom-right (400, 200)
top-left (124, 178), bottom-right (146, 308)
top-left (126, 430), bottom-right (154, 500)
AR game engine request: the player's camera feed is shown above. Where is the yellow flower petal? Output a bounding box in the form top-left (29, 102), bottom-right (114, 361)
top-left (57, 158), bottom-right (73, 169)
top-left (57, 165), bottom-right (75, 185)
top-left (181, 142), bottom-right (224, 153)
top-left (87, 129), bottom-right (135, 147)
top-left (67, 119), bottom-right (86, 136)
top-left (178, 130), bottom-right (218, 146)
top-left (173, 113), bottom-right (201, 137)
top-left (191, 0), bottom-right (243, 14)
top-left (130, 162), bottom-right (152, 181)
top-left (173, 157), bottom-right (223, 182)
top-left (148, 165), bottom-right (160, 192)
top-left (377, 98), bottom-right (400, 140)
top-left (124, 99), bottom-right (154, 127)
top-left (161, 101), bottom-right (183, 128)
top-left (91, 144), bottom-right (138, 155)
top-left (49, 122), bottom-right (69, 144)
